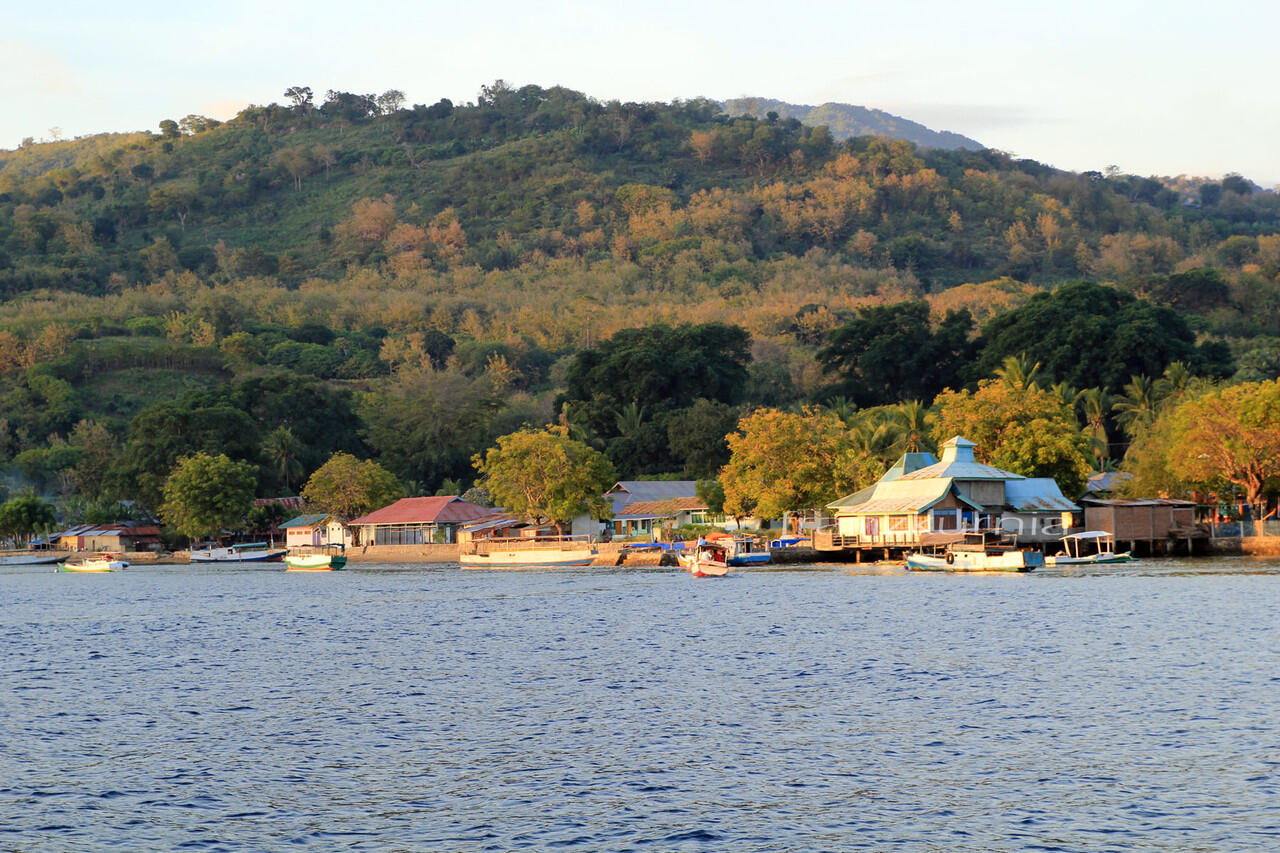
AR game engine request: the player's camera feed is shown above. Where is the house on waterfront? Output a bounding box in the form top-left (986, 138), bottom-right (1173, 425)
top-left (54, 522), bottom-right (162, 553)
top-left (348, 496), bottom-right (493, 545)
top-left (601, 480), bottom-right (769, 537)
top-left (819, 436), bottom-right (1079, 551)
top-left (278, 513), bottom-right (351, 548)
top-left (1081, 497), bottom-right (1202, 552)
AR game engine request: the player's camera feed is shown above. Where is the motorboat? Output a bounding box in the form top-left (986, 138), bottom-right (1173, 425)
top-left (906, 532), bottom-right (1042, 573)
top-left (676, 540), bottom-right (730, 577)
top-left (189, 542), bottom-right (287, 563)
top-left (58, 553), bottom-right (129, 572)
top-left (284, 544), bottom-right (347, 571)
top-left (1045, 531), bottom-right (1134, 566)
top-left (460, 536), bottom-right (597, 568)
top-left (706, 532), bottom-right (771, 567)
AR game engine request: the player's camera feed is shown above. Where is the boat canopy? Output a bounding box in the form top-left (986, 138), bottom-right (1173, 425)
top-left (1062, 530), bottom-right (1113, 540)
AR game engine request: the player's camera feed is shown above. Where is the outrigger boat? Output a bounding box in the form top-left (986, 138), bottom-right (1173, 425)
top-left (676, 540), bottom-right (730, 577)
top-left (905, 531), bottom-right (1042, 573)
top-left (460, 536), bottom-right (597, 568)
top-left (189, 541), bottom-right (287, 563)
top-left (1045, 531), bottom-right (1134, 566)
top-left (58, 552), bottom-right (129, 572)
top-left (284, 544), bottom-right (347, 571)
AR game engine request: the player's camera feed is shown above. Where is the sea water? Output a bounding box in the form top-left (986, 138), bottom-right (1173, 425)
top-left (2, 557), bottom-right (1277, 851)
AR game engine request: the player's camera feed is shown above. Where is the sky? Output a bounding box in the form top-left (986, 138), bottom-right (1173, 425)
top-left (4, 0), bottom-right (1278, 186)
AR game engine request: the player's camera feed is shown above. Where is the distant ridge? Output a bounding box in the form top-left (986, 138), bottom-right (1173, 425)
top-left (722, 97), bottom-right (984, 151)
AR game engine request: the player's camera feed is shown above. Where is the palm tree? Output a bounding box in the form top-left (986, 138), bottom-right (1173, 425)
top-left (614, 401), bottom-right (646, 438)
top-left (261, 426), bottom-right (304, 492)
top-left (849, 410), bottom-right (901, 462)
top-left (1074, 387), bottom-right (1112, 467)
top-left (1154, 360), bottom-right (1191, 402)
top-left (995, 353), bottom-right (1041, 391)
top-left (1112, 375), bottom-right (1158, 437)
top-left (890, 400), bottom-right (936, 454)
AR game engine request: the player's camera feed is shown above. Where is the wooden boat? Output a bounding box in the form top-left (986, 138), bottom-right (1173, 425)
top-left (283, 544), bottom-right (347, 571)
top-left (1045, 531), bottom-right (1134, 566)
top-left (706, 533), bottom-right (771, 567)
top-left (0, 550), bottom-right (64, 566)
top-left (58, 552), bottom-right (129, 572)
top-left (676, 540), bottom-right (730, 577)
top-left (460, 536), bottom-right (597, 568)
top-left (905, 532), bottom-right (1042, 573)
top-left (189, 541), bottom-right (287, 563)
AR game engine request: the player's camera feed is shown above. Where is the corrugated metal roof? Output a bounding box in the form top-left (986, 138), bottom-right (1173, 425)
top-left (831, 478), bottom-right (983, 515)
top-left (899, 436), bottom-right (1025, 482)
top-left (615, 498), bottom-right (707, 519)
top-left (1005, 478), bottom-right (1080, 512)
top-left (606, 481), bottom-right (698, 514)
top-left (349, 496), bottom-right (492, 526)
top-left (1080, 497), bottom-right (1195, 507)
top-left (279, 513), bottom-right (331, 529)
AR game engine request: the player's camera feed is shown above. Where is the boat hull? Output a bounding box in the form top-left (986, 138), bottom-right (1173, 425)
top-left (0, 553), bottom-right (63, 566)
top-left (460, 549), bottom-right (597, 569)
top-left (905, 551), bottom-right (1041, 572)
top-left (284, 554), bottom-right (347, 571)
top-left (58, 558), bottom-right (129, 572)
top-left (190, 549), bottom-right (286, 563)
top-left (676, 551), bottom-right (730, 577)
top-left (1045, 552), bottom-right (1134, 566)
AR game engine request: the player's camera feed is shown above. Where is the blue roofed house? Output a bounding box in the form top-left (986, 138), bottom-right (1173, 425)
top-left (820, 436), bottom-right (1079, 550)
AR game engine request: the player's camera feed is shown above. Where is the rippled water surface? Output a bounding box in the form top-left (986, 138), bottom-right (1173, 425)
top-left (3, 557), bottom-right (1279, 851)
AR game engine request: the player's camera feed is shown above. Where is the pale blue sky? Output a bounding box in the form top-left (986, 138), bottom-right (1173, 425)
top-left (5, 0), bottom-right (1277, 185)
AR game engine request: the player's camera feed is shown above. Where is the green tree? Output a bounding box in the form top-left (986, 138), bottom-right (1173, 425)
top-left (301, 452), bottom-right (404, 521)
top-left (933, 379), bottom-right (1092, 497)
top-left (818, 302), bottom-right (974, 407)
top-left (261, 426), bottom-right (305, 492)
top-left (159, 452), bottom-right (257, 541)
top-left (0, 494), bottom-right (57, 545)
top-left (666, 399), bottom-right (739, 478)
top-left (473, 427), bottom-right (616, 532)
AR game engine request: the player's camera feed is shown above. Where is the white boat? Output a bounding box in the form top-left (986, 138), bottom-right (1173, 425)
top-left (0, 550), bottom-right (64, 566)
top-left (58, 553), bottom-right (129, 572)
top-left (906, 532), bottom-right (1042, 573)
top-left (460, 536), bottom-right (597, 568)
top-left (284, 545), bottom-right (347, 571)
top-left (676, 541), bottom-right (730, 577)
top-left (189, 542), bottom-right (287, 563)
top-left (1045, 531), bottom-right (1135, 566)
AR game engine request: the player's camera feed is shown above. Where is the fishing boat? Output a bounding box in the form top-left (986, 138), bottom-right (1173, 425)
top-left (706, 533), bottom-right (771, 567)
top-left (905, 532), bottom-right (1042, 573)
top-left (460, 536), bottom-right (597, 568)
top-left (58, 552), bottom-right (129, 572)
top-left (1045, 531), bottom-right (1134, 566)
top-left (0, 550), bottom-right (64, 566)
top-left (676, 540), bottom-right (730, 577)
top-left (284, 544), bottom-right (347, 571)
top-left (189, 541), bottom-right (287, 563)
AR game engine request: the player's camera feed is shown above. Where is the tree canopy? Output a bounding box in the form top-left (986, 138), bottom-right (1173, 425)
top-left (473, 427), bottom-right (615, 530)
top-left (159, 452), bottom-right (257, 541)
top-left (300, 452), bottom-right (404, 521)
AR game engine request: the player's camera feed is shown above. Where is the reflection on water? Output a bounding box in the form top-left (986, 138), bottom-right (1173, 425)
top-left (1, 556), bottom-right (1277, 850)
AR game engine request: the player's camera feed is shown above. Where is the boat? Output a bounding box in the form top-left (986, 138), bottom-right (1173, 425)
top-left (706, 532), bottom-right (771, 567)
top-left (189, 541), bottom-right (287, 563)
top-left (0, 550), bottom-right (64, 566)
top-left (460, 536), bottom-right (597, 568)
top-left (905, 532), bottom-right (1043, 573)
top-left (676, 540), bottom-right (730, 577)
top-left (58, 552), bottom-right (130, 572)
top-left (284, 544), bottom-right (347, 571)
top-left (1045, 531), bottom-right (1135, 566)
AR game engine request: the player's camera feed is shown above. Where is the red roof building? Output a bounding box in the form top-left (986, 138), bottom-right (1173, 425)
top-left (348, 496), bottom-right (493, 545)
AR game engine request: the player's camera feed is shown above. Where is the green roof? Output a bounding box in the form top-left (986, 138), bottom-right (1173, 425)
top-left (279, 513), bottom-right (330, 528)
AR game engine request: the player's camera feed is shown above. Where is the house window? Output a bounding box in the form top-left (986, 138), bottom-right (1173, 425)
top-left (887, 515), bottom-right (910, 532)
top-left (864, 517), bottom-right (879, 536)
top-left (961, 510), bottom-right (975, 528)
top-left (932, 509), bottom-right (958, 530)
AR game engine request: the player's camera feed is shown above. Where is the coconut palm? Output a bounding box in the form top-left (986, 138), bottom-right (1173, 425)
top-left (995, 353), bottom-right (1041, 391)
top-left (1112, 375), bottom-right (1158, 437)
top-left (261, 426), bottom-right (304, 492)
top-left (1074, 387), bottom-right (1112, 466)
top-left (890, 399), bottom-right (936, 454)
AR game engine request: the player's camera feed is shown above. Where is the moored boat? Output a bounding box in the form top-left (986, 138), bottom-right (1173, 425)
top-left (284, 544), bottom-right (347, 571)
top-left (705, 532), bottom-right (771, 567)
top-left (189, 542), bottom-right (287, 563)
top-left (460, 536), bottom-right (597, 569)
top-left (58, 552), bottom-right (129, 572)
top-left (1045, 531), bottom-right (1134, 566)
top-left (0, 550), bottom-right (64, 566)
top-left (676, 540), bottom-right (730, 577)
top-left (905, 532), bottom-right (1042, 573)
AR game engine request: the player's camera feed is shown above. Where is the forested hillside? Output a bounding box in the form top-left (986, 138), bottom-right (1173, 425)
top-left (722, 97), bottom-right (984, 150)
top-left (2, 81), bottom-right (1279, 526)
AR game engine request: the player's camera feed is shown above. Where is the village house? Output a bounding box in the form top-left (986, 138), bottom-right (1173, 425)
top-left (54, 522), bottom-right (162, 553)
top-left (819, 436), bottom-right (1079, 552)
top-left (347, 496), bottom-right (493, 546)
top-left (1081, 496), bottom-right (1203, 553)
top-left (278, 513), bottom-right (352, 548)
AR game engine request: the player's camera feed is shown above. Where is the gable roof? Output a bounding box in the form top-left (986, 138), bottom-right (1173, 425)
top-left (614, 497), bottom-right (708, 519)
top-left (607, 480), bottom-right (699, 513)
top-left (1004, 478), bottom-right (1080, 512)
top-left (279, 513), bottom-right (333, 529)
top-left (348, 496), bottom-right (492, 526)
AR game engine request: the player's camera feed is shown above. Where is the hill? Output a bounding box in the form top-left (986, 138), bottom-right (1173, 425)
top-left (722, 97), bottom-right (984, 150)
top-left (1, 81), bottom-right (1279, 512)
